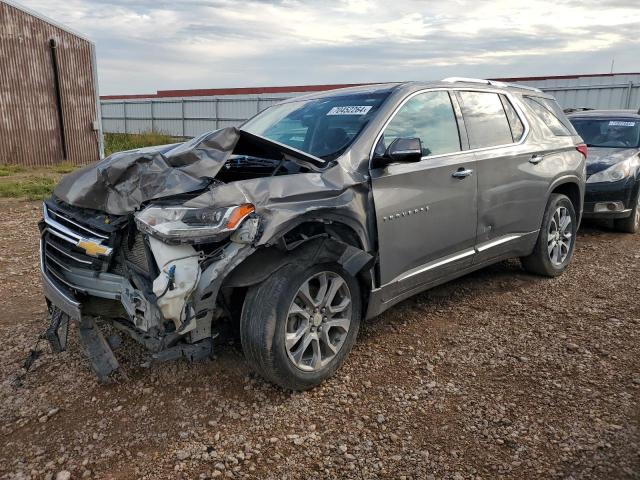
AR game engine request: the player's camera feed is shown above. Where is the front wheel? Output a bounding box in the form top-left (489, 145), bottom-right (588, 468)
top-left (614, 187), bottom-right (640, 234)
top-left (240, 262), bottom-right (361, 390)
top-left (521, 193), bottom-right (577, 277)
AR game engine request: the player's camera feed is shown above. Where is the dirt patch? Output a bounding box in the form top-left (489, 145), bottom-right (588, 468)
top-left (0, 198), bottom-right (638, 479)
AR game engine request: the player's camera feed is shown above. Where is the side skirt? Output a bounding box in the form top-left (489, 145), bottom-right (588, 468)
top-left (365, 233), bottom-right (538, 319)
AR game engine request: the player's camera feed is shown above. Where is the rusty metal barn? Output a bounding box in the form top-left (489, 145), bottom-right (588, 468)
top-left (0, 0), bottom-right (102, 166)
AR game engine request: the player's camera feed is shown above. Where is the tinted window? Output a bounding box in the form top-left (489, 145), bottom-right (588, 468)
top-left (242, 91), bottom-right (390, 160)
top-left (458, 91), bottom-right (513, 148)
top-left (523, 97), bottom-right (574, 136)
top-left (536, 97), bottom-right (578, 134)
top-left (500, 94), bottom-right (525, 142)
top-left (377, 91), bottom-right (461, 157)
top-left (570, 118), bottom-right (640, 148)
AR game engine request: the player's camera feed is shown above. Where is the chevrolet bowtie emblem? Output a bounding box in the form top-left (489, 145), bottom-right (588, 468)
top-left (77, 240), bottom-right (110, 257)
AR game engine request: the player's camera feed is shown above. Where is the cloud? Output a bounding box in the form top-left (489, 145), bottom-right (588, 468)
top-left (17, 0), bottom-right (640, 94)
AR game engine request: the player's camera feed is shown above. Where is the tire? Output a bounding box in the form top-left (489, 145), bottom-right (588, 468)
top-left (521, 193), bottom-right (577, 277)
top-left (240, 262), bottom-right (361, 390)
top-left (614, 187), bottom-right (640, 234)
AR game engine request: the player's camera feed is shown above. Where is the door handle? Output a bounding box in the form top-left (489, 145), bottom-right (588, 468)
top-left (452, 168), bottom-right (473, 179)
top-left (529, 154), bottom-right (544, 164)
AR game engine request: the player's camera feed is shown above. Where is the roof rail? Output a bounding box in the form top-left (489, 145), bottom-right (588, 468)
top-left (503, 82), bottom-right (543, 93)
top-left (443, 77), bottom-right (494, 85)
top-left (442, 77), bottom-right (543, 93)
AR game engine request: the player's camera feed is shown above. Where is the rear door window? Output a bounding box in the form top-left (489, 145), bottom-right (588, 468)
top-left (458, 91), bottom-right (513, 148)
top-left (378, 90), bottom-right (461, 157)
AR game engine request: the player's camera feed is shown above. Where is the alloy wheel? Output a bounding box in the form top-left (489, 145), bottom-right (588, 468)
top-left (548, 206), bottom-right (573, 266)
top-left (285, 271), bottom-right (352, 372)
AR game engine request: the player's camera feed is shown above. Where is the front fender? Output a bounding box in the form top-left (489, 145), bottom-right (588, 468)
top-left (223, 237), bottom-right (374, 289)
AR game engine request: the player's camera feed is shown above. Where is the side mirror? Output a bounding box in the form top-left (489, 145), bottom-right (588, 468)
top-left (371, 137), bottom-right (423, 169)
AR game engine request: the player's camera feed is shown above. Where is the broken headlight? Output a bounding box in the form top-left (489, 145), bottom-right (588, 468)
top-left (135, 204), bottom-right (255, 243)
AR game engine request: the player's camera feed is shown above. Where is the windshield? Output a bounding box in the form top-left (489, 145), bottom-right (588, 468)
top-left (570, 118), bottom-right (640, 148)
top-left (241, 91), bottom-right (391, 160)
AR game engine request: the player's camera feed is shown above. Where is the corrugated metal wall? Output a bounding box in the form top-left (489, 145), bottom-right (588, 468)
top-left (514, 73), bottom-right (640, 110)
top-left (0, 1), bottom-right (100, 166)
top-left (101, 96), bottom-right (287, 138)
top-left (100, 74), bottom-right (640, 139)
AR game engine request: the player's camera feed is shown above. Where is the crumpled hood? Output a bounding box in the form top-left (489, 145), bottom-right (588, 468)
top-left (586, 147), bottom-right (640, 175)
top-left (53, 127), bottom-right (326, 215)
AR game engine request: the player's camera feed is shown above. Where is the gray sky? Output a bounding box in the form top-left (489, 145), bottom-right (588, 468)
top-left (19, 0), bottom-right (640, 95)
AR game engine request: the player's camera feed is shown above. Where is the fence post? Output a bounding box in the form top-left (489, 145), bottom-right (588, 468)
top-left (256, 97), bottom-right (261, 114)
top-left (625, 82), bottom-right (633, 109)
top-left (123, 102), bottom-right (128, 134)
top-left (215, 99), bottom-right (219, 130)
top-left (181, 99), bottom-right (186, 137)
top-left (151, 101), bottom-right (155, 133)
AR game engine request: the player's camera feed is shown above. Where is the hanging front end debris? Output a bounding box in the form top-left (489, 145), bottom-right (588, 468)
top-left (39, 103), bottom-right (378, 381)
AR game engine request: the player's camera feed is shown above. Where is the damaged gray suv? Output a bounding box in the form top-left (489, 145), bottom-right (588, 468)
top-left (40, 78), bottom-right (586, 390)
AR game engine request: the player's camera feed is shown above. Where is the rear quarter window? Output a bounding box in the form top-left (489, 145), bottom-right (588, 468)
top-left (524, 96), bottom-right (577, 137)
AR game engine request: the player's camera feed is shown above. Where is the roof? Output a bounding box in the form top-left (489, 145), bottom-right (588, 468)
top-left (568, 109), bottom-right (640, 118)
top-left (1, 0), bottom-right (93, 43)
top-left (271, 79), bottom-right (554, 106)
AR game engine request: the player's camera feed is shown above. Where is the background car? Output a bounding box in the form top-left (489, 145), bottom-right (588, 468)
top-left (568, 109), bottom-right (640, 233)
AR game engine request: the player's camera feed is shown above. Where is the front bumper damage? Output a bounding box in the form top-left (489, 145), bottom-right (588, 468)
top-left (40, 206), bottom-right (258, 381)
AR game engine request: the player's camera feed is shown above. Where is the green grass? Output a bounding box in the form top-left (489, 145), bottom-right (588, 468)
top-left (104, 132), bottom-right (175, 156)
top-left (0, 133), bottom-right (177, 200)
top-left (52, 162), bottom-right (79, 174)
top-left (0, 177), bottom-right (57, 200)
top-left (0, 165), bottom-right (26, 177)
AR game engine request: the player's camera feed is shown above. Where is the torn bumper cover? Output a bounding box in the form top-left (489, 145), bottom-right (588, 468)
top-left (40, 213), bottom-right (258, 337)
top-left (40, 216), bottom-right (257, 381)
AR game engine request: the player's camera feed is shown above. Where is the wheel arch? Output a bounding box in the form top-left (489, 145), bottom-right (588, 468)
top-left (548, 176), bottom-right (584, 222)
top-left (223, 218), bottom-right (375, 292)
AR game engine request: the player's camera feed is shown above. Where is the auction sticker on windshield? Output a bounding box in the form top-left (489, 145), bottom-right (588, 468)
top-left (609, 121), bottom-right (636, 127)
top-left (327, 106), bottom-right (373, 115)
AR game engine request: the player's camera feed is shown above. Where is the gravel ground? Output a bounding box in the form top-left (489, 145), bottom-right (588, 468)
top-left (0, 198), bottom-right (638, 480)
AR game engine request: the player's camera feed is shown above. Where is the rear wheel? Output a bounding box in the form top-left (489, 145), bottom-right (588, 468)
top-left (240, 262), bottom-right (361, 390)
top-left (521, 193), bottom-right (577, 277)
top-left (614, 187), bottom-right (640, 234)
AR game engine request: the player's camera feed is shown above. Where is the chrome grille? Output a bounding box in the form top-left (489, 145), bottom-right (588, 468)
top-left (46, 208), bottom-right (109, 241)
top-left (41, 204), bottom-right (114, 294)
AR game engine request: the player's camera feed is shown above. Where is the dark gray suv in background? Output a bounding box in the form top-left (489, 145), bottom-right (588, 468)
top-left (40, 78), bottom-right (586, 389)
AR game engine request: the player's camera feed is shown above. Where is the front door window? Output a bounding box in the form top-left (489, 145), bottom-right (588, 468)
top-left (376, 91), bottom-right (461, 158)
